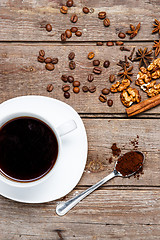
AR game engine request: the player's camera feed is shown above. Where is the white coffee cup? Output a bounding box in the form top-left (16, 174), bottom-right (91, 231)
top-left (0, 111), bottom-right (77, 188)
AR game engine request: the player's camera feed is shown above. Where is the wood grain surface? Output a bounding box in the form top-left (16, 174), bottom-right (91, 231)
top-left (0, 0), bottom-right (160, 239)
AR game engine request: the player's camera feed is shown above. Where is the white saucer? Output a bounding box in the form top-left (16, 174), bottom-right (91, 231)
top-left (0, 96), bottom-right (88, 203)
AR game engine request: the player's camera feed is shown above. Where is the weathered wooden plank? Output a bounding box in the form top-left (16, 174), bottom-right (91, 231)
top-left (0, 43), bottom-right (160, 114)
top-left (0, 189), bottom-right (160, 239)
top-left (0, 0), bottom-right (160, 41)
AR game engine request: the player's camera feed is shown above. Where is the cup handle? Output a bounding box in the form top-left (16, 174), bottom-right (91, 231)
top-left (56, 120), bottom-right (77, 137)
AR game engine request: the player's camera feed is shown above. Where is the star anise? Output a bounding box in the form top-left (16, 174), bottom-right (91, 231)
top-left (133, 48), bottom-right (153, 69)
top-left (153, 40), bottom-right (160, 57)
top-left (152, 19), bottom-right (160, 35)
top-left (126, 23), bottom-right (141, 39)
top-left (117, 56), bottom-right (133, 81)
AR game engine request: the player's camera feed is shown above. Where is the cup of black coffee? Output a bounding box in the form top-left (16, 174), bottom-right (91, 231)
top-left (0, 112), bottom-right (77, 187)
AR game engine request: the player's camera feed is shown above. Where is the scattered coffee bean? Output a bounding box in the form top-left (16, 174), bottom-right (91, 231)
top-left (93, 60), bottom-right (100, 66)
top-left (120, 46), bottom-right (130, 51)
top-left (116, 41), bottom-right (124, 46)
top-left (70, 14), bottom-right (78, 23)
top-left (70, 27), bottom-right (78, 33)
top-left (61, 75), bottom-right (68, 82)
top-left (88, 74), bottom-right (94, 82)
top-left (88, 52), bottom-right (95, 60)
top-left (102, 88), bottom-right (110, 95)
top-left (69, 61), bottom-right (76, 70)
top-left (75, 31), bottom-right (82, 37)
top-left (107, 99), bottom-right (113, 107)
top-left (39, 50), bottom-right (45, 57)
top-left (52, 58), bottom-right (58, 64)
top-left (61, 33), bottom-right (67, 42)
top-left (46, 24), bottom-right (52, 32)
top-left (109, 74), bottom-right (116, 83)
top-left (89, 86), bottom-right (96, 93)
top-left (64, 92), bottom-right (70, 99)
top-left (103, 18), bottom-right (110, 27)
top-left (73, 81), bottom-right (80, 87)
top-left (99, 94), bottom-right (107, 103)
top-left (106, 41), bottom-right (114, 46)
top-left (96, 42), bottom-right (103, 46)
top-left (67, 76), bottom-right (74, 83)
top-left (82, 86), bottom-right (89, 92)
top-left (45, 63), bottom-right (55, 71)
top-left (103, 60), bottom-right (110, 68)
top-left (73, 87), bottom-right (80, 93)
top-left (68, 52), bottom-right (75, 60)
top-left (83, 7), bottom-right (89, 14)
top-left (93, 67), bottom-right (102, 74)
top-left (66, 0), bottom-right (73, 7)
top-left (47, 84), bottom-right (54, 92)
top-left (118, 32), bottom-right (126, 39)
top-left (65, 29), bottom-right (72, 38)
top-left (45, 57), bottom-right (52, 63)
top-left (98, 12), bottom-right (106, 19)
top-left (60, 6), bottom-right (68, 14)
top-left (37, 56), bottom-right (45, 63)
top-left (62, 84), bottom-right (70, 92)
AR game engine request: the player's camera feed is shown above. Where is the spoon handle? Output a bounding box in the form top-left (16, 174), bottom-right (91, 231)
top-left (56, 170), bottom-right (118, 216)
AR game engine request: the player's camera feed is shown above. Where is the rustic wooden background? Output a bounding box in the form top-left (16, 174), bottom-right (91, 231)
top-left (0, 0), bottom-right (160, 239)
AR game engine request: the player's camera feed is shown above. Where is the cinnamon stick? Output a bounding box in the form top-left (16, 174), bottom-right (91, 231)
top-left (126, 94), bottom-right (160, 117)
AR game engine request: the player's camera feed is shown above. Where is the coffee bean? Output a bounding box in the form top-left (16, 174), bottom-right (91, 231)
top-left (67, 76), bottom-right (74, 83)
top-left (73, 81), bottom-right (80, 87)
top-left (39, 50), bottom-right (45, 57)
top-left (68, 52), bottom-right (75, 60)
top-left (65, 29), bottom-right (72, 38)
top-left (96, 42), bottom-right (103, 46)
top-left (60, 6), bottom-right (68, 14)
top-left (103, 18), bottom-right (110, 27)
top-left (69, 61), bottom-right (76, 70)
top-left (64, 92), bottom-right (70, 99)
top-left (83, 7), bottom-right (89, 14)
top-left (93, 67), bottom-right (102, 74)
top-left (99, 94), bottom-right (107, 103)
top-left (118, 32), bottom-right (126, 39)
top-left (93, 60), bottom-right (100, 66)
top-left (107, 99), bottom-right (113, 107)
top-left (109, 74), bottom-right (116, 83)
top-left (66, 0), bottom-right (73, 7)
top-left (46, 24), bottom-right (52, 32)
top-left (88, 74), bottom-right (94, 82)
top-left (61, 75), bottom-right (68, 82)
top-left (116, 41), bottom-right (124, 46)
top-left (62, 84), bottom-right (70, 92)
top-left (82, 86), bottom-right (89, 92)
top-left (106, 41), bottom-right (114, 46)
top-left (45, 63), bottom-right (55, 71)
top-left (98, 12), bottom-right (106, 19)
top-left (70, 14), bottom-right (78, 23)
top-left (88, 52), bottom-right (95, 60)
top-left (52, 58), bottom-right (58, 64)
top-left (70, 27), bottom-right (78, 33)
top-left (47, 84), bottom-right (54, 92)
top-left (37, 56), bottom-right (45, 63)
top-left (103, 60), bottom-right (110, 68)
top-left (102, 88), bottom-right (110, 95)
top-left (73, 87), bottom-right (80, 93)
top-left (75, 31), bottom-right (82, 36)
top-left (45, 57), bottom-right (52, 63)
top-left (61, 33), bottom-right (67, 42)
top-left (89, 86), bottom-right (96, 93)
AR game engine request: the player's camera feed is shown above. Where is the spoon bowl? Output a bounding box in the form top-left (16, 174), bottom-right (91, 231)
top-left (56, 151), bottom-right (145, 216)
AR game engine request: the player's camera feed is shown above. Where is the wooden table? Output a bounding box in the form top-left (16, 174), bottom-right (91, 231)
top-left (0, 1), bottom-right (160, 239)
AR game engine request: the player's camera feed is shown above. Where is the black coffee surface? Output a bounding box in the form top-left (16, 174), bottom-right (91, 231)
top-left (0, 117), bottom-right (58, 181)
